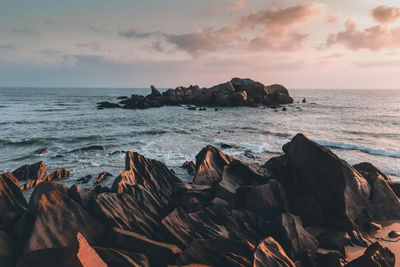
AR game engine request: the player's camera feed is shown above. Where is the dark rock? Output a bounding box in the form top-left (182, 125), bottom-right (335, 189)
top-left (12, 161), bottom-right (47, 181)
top-left (0, 173), bottom-right (27, 230)
top-left (68, 185), bottom-right (96, 210)
top-left (317, 231), bottom-right (351, 250)
top-left (221, 143), bottom-right (233, 149)
top-left (108, 227), bottom-right (182, 266)
top-left (293, 196), bottom-right (325, 226)
top-left (20, 168), bottom-right (71, 191)
top-left (25, 189), bottom-right (106, 252)
top-left (179, 238), bottom-right (255, 267)
top-left (244, 150), bottom-right (256, 159)
top-left (193, 145), bottom-right (233, 185)
top-left (353, 162), bottom-right (391, 182)
top-left (91, 187), bottom-right (164, 240)
top-left (71, 145), bottom-right (105, 153)
top-left (76, 175), bottom-right (92, 184)
top-left (210, 81), bottom-right (235, 97)
top-left (306, 251), bottom-right (345, 267)
top-left (302, 98), bottom-right (306, 103)
top-left (182, 161), bottom-right (195, 175)
top-left (233, 180), bottom-right (288, 220)
top-left (151, 85), bottom-right (162, 97)
top-left (282, 107), bottom-right (287, 111)
top-left (111, 151), bottom-right (180, 208)
top-left (388, 181), bottom-right (400, 198)
top-left (230, 91), bottom-right (247, 105)
top-left (271, 212), bottom-right (318, 259)
top-left (0, 231), bottom-right (15, 267)
top-left (33, 147), bottom-right (48, 156)
top-left (187, 106), bottom-right (196, 110)
top-left (388, 231), bottom-right (400, 238)
top-left (199, 107), bottom-right (206, 111)
top-left (345, 242), bottom-right (395, 267)
top-left (363, 222), bottom-right (382, 232)
top-left (96, 101), bottom-right (121, 108)
top-left (116, 96), bottom-right (128, 99)
top-left (93, 171), bottom-right (112, 185)
top-left (266, 84), bottom-right (293, 105)
top-left (274, 133), bottom-right (371, 223)
top-left (170, 183), bottom-right (215, 212)
top-left (253, 237), bottom-right (296, 267)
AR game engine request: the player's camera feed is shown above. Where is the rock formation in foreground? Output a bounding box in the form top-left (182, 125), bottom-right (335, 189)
top-left (0, 133), bottom-right (398, 266)
top-left (97, 78), bottom-right (294, 110)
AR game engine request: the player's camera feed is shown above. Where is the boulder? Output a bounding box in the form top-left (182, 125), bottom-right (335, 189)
top-left (230, 91), bottom-right (248, 105)
top-left (353, 162), bottom-right (391, 182)
top-left (151, 85), bottom-right (162, 97)
top-left (345, 242), bottom-right (395, 267)
top-left (193, 145), bottom-right (233, 185)
top-left (317, 231), bottom-right (351, 250)
top-left (25, 189), bottom-right (106, 252)
top-left (230, 78), bottom-right (268, 98)
top-left (0, 173), bottom-right (27, 230)
top-left (210, 82), bottom-right (235, 97)
top-left (266, 84), bottom-right (293, 104)
top-left (12, 161), bottom-right (47, 181)
top-left (276, 133), bottom-right (371, 223)
top-left (111, 151), bottom-right (180, 208)
top-left (71, 146), bottom-right (105, 153)
top-left (108, 227), bottom-right (182, 266)
top-left (253, 237), bottom-right (296, 267)
top-left (271, 213), bottom-right (319, 259)
top-left (21, 168), bottom-right (70, 190)
top-left (182, 161), bottom-right (195, 175)
top-left (233, 180), bottom-right (288, 220)
top-left (179, 238), bottom-right (255, 267)
top-left (93, 171), bottom-right (112, 185)
top-left (170, 183), bottom-right (215, 212)
top-left (96, 101), bottom-right (121, 108)
top-left (91, 187), bottom-right (164, 240)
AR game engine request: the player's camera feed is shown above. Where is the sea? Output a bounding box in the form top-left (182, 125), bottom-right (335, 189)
top-left (0, 87), bottom-right (399, 189)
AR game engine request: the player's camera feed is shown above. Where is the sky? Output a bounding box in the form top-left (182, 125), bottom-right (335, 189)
top-left (0, 0), bottom-right (400, 89)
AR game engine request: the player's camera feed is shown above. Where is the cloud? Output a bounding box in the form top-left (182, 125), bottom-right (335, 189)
top-left (76, 41), bottom-right (101, 50)
top-left (164, 3), bottom-right (325, 57)
top-left (118, 29), bottom-right (158, 39)
top-left (371, 5), bottom-right (400, 24)
top-left (326, 13), bottom-right (340, 24)
top-left (9, 28), bottom-right (39, 36)
top-left (326, 19), bottom-right (400, 51)
top-left (0, 44), bottom-right (15, 50)
top-left (227, 0), bottom-right (247, 10)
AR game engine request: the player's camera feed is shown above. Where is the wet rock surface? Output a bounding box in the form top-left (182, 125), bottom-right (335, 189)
top-left (0, 133), bottom-right (398, 266)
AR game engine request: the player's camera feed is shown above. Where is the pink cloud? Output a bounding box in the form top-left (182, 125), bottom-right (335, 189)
top-left (326, 13), bottom-right (340, 24)
top-left (165, 3), bottom-right (325, 57)
top-left (227, 0), bottom-right (247, 10)
top-left (371, 5), bottom-right (400, 24)
top-left (326, 19), bottom-right (400, 51)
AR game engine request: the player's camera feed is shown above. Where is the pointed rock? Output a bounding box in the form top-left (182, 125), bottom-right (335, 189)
top-left (345, 242), bottom-right (395, 267)
top-left (12, 161), bottom-right (47, 181)
top-left (253, 237), bottom-right (295, 267)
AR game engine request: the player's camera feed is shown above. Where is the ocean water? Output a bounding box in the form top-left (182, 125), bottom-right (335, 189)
top-left (0, 87), bottom-right (399, 188)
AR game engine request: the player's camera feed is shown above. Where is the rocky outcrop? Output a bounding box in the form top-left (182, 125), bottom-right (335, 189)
top-left (12, 161), bottom-right (47, 181)
top-left (25, 189), bottom-right (107, 252)
top-left (253, 237), bottom-right (296, 267)
top-left (93, 171), bottom-right (112, 185)
top-left (71, 145), bottom-right (105, 153)
top-left (97, 78), bottom-right (293, 110)
top-left (0, 173), bottom-right (27, 230)
top-left (20, 168), bottom-right (70, 190)
top-left (345, 242), bottom-right (395, 267)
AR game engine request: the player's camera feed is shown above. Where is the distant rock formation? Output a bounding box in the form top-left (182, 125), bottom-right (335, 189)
top-left (97, 78), bottom-right (294, 110)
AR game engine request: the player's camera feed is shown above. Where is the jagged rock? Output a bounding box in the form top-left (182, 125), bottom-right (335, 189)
top-left (20, 168), bottom-right (70, 190)
top-left (111, 151), bottom-right (180, 208)
top-left (33, 147), bottom-right (48, 156)
top-left (12, 161), bottom-right (47, 181)
top-left (305, 251), bottom-right (345, 267)
top-left (353, 162), bottom-right (391, 182)
top-left (293, 196), bottom-right (325, 226)
top-left (233, 180), bottom-right (288, 220)
top-left (27, 182), bottom-right (70, 211)
top-left (76, 175), bottom-right (92, 184)
top-left (388, 231), bottom-right (400, 238)
top-left (345, 242), bottom-right (395, 267)
top-left (270, 133), bottom-right (371, 223)
top-left (93, 171), bottom-right (112, 185)
top-left (68, 185), bottom-right (96, 210)
top-left (210, 82), bottom-right (235, 97)
top-left (151, 85), bottom-right (162, 97)
top-left (253, 237), bottom-right (296, 267)
top-left (179, 238), bottom-right (255, 267)
top-left (91, 186), bottom-right (164, 240)
top-left (170, 183), bottom-right (215, 212)
top-left (71, 146), bottom-right (105, 153)
top-left (363, 222), bottom-right (382, 233)
top-left (96, 101), bottom-right (121, 108)
top-left (317, 231), bottom-right (351, 250)
top-left (266, 84), bottom-right (293, 105)
top-left (108, 227), bottom-right (182, 266)
top-left (182, 161), bottom-right (195, 175)
top-left (0, 173), bottom-right (27, 230)
top-left (193, 145), bottom-right (233, 185)
top-left (25, 189), bottom-right (106, 252)
top-left (388, 181), bottom-right (400, 198)
top-left (272, 213), bottom-right (319, 259)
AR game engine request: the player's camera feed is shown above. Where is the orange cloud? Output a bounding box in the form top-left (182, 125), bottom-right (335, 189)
top-left (371, 5), bottom-right (400, 24)
top-left (227, 0), bottom-right (247, 10)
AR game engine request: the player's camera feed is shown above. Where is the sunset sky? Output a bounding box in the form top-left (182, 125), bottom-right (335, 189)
top-left (1, 0), bottom-right (400, 88)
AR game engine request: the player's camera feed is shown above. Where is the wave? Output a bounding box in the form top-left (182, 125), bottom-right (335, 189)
top-left (314, 139), bottom-right (400, 159)
top-left (0, 134), bottom-right (103, 146)
top-left (240, 127), bottom-right (292, 137)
